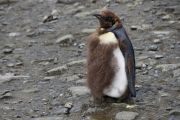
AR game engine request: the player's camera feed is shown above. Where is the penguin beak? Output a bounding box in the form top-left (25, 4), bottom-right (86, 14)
top-left (92, 14), bottom-right (103, 19)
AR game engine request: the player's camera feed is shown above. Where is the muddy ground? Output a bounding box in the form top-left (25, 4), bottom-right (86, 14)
top-left (0, 0), bottom-right (180, 120)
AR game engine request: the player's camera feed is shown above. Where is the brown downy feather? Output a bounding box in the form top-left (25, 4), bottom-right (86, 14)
top-left (87, 30), bottom-right (119, 99)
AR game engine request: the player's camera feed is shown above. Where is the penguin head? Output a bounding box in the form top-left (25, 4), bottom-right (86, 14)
top-left (93, 10), bottom-right (122, 30)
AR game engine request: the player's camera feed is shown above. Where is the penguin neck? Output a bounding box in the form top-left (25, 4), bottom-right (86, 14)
top-left (98, 22), bottom-right (122, 35)
top-left (106, 22), bottom-right (119, 32)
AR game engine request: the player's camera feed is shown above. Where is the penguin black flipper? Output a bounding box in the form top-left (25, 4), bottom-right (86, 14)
top-left (112, 27), bottom-right (136, 97)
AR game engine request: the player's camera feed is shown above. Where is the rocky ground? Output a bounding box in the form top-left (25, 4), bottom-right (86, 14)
top-left (0, 0), bottom-right (180, 120)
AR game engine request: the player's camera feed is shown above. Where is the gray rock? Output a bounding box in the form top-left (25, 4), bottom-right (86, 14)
top-left (0, 73), bottom-right (29, 84)
top-left (170, 45), bottom-right (175, 49)
top-left (3, 48), bottom-right (13, 53)
top-left (56, 0), bottom-right (83, 4)
top-left (149, 45), bottom-right (158, 51)
top-left (173, 68), bottom-right (180, 77)
top-left (165, 7), bottom-right (175, 13)
top-left (86, 108), bottom-right (96, 114)
top-left (43, 76), bottom-right (56, 81)
top-left (8, 32), bottom-right (21, 37)
top-left (76, 79), bottom-right (86, 85)
top-left (22, 88), bottom-right (40, 93)
top-left (31, 117), bottom-right (64, 120)
top-left (115, 0), bottom-right (131, 4)
top-left (130, 25), bottom-right (141, 30)
top-left (0, 92), bottom-right (12, 99)
top-left (64, 102), bottom-right (73, 109)
top-left (68, 86), bottom-right (90, 96)
top-left (74, 11), bottom-right (91, 17)
top-left (155, 63), bottom-right (180, 72)
top-left (136, 55), bottom-right (149, 60)
top-left (141, 24), bottom-right (152, 30)
top-left (66, 75), bottom-right (79, 82)
top-left (42, 14), bottom-right (58, 23)
top-left (64, 8), bottom-right (82, 15)
top-left (177, 95), bottom-right (180, 100)
top-left (151, 31), bottom-right (175, 35)
top-left (161, 14), bottom-right (171, 20)
top-left (15, 61), bottom-right (23, 66)
top-left (50, 99), bottom-right (61, 106)
top-left (53, 108), bottom-right (69, 115)
top-left (168, 110), bottom-right (180, 116)
top-left (4, 44), bottom-right (15, 48)
top-left (45, 65), bottom-right (68, 76)
top-left (51, 9), bottom-right (59, 16)
top-left (115, 111), bottom-right (139, 120)
top-left (66, 59), bottom-right (86, 67)
top-left (153, 39), bottom-right (162, 44)
top-left (78, 43), bottom-right (85, 49)
top-left (160, 91), bottom-right (170, 97)
top-left (82, 29), bottom-right (96, 34)
top-left (7, 63), bottom-right (14, 67)
top-left (155, 54), bottom-right (164, 59)
top-left (31, 58), bottom-right (55, 64)
top-left (55, 34), bottom-right (74, 44)
top-left (74, 8), bottom-right (102, 18)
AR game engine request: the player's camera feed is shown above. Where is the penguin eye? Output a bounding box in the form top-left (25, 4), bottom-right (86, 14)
top-left (105, 17), bottom-right (112, 22)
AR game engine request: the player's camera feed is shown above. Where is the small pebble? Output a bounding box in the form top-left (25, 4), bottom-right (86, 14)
top-left (170, 45), bottom-right (175, 49)
top-left (149, 45), bottom-right (158, 51)
top-left (153, 39), bottom-right (162, 44)
top-left (64, 102), bottom-right (73, 109)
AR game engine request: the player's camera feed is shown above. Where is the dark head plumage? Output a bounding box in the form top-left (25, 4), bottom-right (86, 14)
top-left (92, 10), bottom-right (122, 30)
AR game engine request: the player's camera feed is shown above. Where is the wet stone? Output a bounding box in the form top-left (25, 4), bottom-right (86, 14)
top-left (115, 111), bottom-right (139, 120)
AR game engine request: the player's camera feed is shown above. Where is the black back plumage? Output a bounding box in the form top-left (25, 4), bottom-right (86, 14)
top-left (112, 27), bottom-right (136, 97)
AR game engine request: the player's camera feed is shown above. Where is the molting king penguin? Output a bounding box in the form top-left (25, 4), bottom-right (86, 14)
top-left (86, 10), bottom-right (136, 101)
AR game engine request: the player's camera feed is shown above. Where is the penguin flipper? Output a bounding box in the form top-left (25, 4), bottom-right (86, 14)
top-left (126, 55), bottom-right (136, 97)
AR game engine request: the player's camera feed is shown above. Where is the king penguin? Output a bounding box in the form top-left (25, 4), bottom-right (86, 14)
top-left (87, 10), bottom-right (136, 101)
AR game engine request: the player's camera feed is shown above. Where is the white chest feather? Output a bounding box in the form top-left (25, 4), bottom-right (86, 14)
top-left (99, 32), bottom-right (118, 44)
top-left (103, 47), bottom-right (128, 98)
